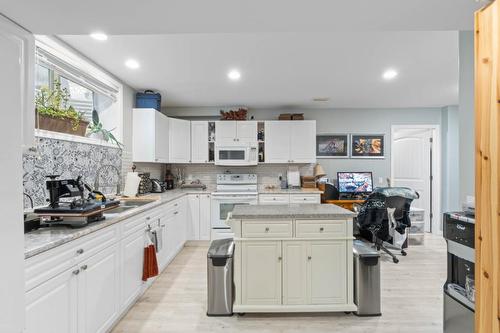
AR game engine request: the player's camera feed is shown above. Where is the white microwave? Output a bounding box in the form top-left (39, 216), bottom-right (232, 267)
top-left (215, 143), bottom-right (258, 166)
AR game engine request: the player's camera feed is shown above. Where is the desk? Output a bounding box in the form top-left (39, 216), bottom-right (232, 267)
top-left (324, 199), bottom-right (365, 212)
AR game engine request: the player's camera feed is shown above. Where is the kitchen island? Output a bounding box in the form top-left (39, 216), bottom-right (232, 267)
top-left (228, 204), bottom-right (357, 313)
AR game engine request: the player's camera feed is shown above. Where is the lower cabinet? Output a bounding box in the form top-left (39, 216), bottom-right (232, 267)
top-left (187, 193), bottom-right (211, 241)
top-left (240, 240), bottom-right (348, 308)
top-left (25, 267), bottom-right (78, 333)
top-left (120, 229), bottom-right (146, 310)
top-left (241, 241), bottom-right (282, 305)
top-left (25, 243), bottom-right (120, 333)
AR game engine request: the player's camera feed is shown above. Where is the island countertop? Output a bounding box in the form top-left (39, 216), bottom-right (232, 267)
top-left (230, 203), bottom-right (355, 220)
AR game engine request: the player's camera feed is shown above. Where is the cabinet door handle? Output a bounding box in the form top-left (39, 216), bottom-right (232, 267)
top-left (278, 256), bottom-right (282, 261)
top-left (72, 269), bottom-right (80, 275)
top-left (174, 203), bottom-right (178, 206)
top-left (146, 217), bottom-right (151, 220)
top-left (174, 211), bottom-right (179, 215)
top-left (265, 227), bottom-right (270, 232)
top-left (319, 227), bottom-right (324, 232)
top-left (76, 249), bottom-right (84, 255)
top-left (308, 256), bottom-right (312, 260)
top-left (303, 198), bottom-right (307, 200)
top-left (160, 224), bottom-right (166, 227)
top-left (81, 265), bottom-right (88, 271)
top-left (273, 198), bottom-right (276, 200)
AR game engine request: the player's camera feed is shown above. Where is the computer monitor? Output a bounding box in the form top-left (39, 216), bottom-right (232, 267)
top-left (337, 172), bottom-right (373, 194)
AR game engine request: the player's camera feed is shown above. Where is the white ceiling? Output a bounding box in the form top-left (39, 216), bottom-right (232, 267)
top-left (60, 32), bottom-right (459, 108)
top-left (0, 0), bottom-right (483, 34)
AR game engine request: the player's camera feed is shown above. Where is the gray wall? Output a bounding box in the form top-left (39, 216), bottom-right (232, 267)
top-left (441, 105), bottom-right (460, 212)
top-left (458, 31), bottom-right (475, 203)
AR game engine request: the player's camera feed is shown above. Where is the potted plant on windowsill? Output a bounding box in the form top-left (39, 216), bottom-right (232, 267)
top-left (35, 80), bottom-right (88, 136)
top-left (87, 110), bottom-right (123, 148)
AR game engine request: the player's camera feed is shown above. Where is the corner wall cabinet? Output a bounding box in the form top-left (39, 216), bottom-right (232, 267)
top-left (191, 121), bottom-right (209, 163)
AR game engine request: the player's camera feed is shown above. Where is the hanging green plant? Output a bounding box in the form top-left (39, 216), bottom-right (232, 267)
top-left (35, 80), bottom-right (87, 135)
top-left (87, 109), bottom-right (124, 148)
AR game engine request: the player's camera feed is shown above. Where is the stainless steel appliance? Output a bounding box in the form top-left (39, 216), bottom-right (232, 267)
top-left (443, 212), bottom-right (475, 333)
top-left (151, 179), bottom-right (166, 193)
top-left (207, 238), bottom-right (235, 316)
top-left (211, 174), bottom-right (258, 240)
top-left (214, 143), bottom-right (258, 166)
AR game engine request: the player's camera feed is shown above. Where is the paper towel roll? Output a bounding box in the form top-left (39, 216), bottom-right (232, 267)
top-left (123, 172), bottom-right (141, 197)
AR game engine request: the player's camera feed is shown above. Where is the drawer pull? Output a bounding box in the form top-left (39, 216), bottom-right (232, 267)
top-left (174, 203), bottom-right (178, 206)
top-left (273, 198), bottom-right (276, 200)
top-left (308, 256), bottom-right (312, 260)
top-left (303, 198), bottom-right (307, 200)
top-left (265, 227), bottom-right (270, 232)
top-left (76, 249), bottom-right (84, 255)
top-left (174, 211), bottom-right (179, 215)
top-left (146, 217), bottom-right (151, 220)
top-left (81, 265), bottom-right (88, 271)
top-left (319, 227), bottom-right (324, 232)
top-left (72, 269), bottom-right (80, 275)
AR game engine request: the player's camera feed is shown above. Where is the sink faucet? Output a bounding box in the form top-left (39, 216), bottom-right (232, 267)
top-left (94, 164), bottom-right (122, 195)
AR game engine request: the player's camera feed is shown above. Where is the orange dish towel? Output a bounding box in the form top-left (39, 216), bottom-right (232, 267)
top-left (142, 244), bottom-right (159, 281)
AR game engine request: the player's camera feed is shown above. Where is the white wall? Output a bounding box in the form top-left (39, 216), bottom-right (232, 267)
top-left (441, 105), bottom-right (460, 212)
top-left (458, 31), bottom-right (475, 203)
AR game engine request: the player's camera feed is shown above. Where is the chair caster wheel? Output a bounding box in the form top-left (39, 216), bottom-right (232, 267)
top-left (393, 257), bottom-right (399, 264)
top-left (344, 311), bottom-right (352, 315)
top-left (401, 250), bottom-right (407, 256)
top-left (237, 313), bottom-right (246, 317)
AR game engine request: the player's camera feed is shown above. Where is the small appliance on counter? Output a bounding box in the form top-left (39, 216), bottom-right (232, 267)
top-left (287, 167), bottom-right (301, 189)
top-left (33, 175), bottom-right (119, 227)
top-left (151, 179), bottom-right (166, 193)
top-left (138, 172), bottom-right (152, 194)
top-left (165, 169), bottom-right (175, 190)
top-left (443, 211), bottom-right (475, 333)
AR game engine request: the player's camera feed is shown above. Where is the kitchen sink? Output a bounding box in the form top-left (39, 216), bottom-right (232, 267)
top-left (104, 206), bottom-right (136, 214)
top-left (120, 199), bottom-right (156, 207)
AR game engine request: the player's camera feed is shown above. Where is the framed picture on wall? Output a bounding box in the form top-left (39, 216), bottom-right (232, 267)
top-left (350, 134), bottom-right (385, 159)
top-left (316, 134), bottom-right (349, 158)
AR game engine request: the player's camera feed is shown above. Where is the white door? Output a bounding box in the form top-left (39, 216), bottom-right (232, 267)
top-left (169, 117), bottom-right (191, 163)
top-left (199, 194), bottom-right (212, 240)
top-left (187, 194), bottom-right (200, 240)
top-left (25, 268), bottom-right (78, 333)
top-left (241, 241), bottom-right (282, 305)
top-left (282, 241), bottom-right (308, 305)
top-left (191, 121), bottom-right (209, 163)
top-left (392, 128), bottom-right (433, 232)
top-left (265, 121), bottom-right (291, 163)
top-left (215, 121), bottom-right (237, 142)
top-left (78, 244), bottom-right (120, 333)
top-left (290, 121), bottom-right (316, 163)
top-left (120, 229), bottom-right (145, 309)
top-left (155, 112), bottom-right (169, 162)
top-left (308, 241), bottom-right (346, 305)
top-left (236, 121), bottom-right (257, 142)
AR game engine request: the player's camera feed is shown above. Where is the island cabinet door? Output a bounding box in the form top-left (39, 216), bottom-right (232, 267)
top-left (282, 241), bottom-right (308, 305)
top-left (307, 240), bottom-right (347, 304)
top-left (241, 241), bottom-right (282, 305)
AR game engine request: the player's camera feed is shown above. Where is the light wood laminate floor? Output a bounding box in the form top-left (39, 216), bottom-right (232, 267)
top-left (112, 234), bottom-right (446, 333)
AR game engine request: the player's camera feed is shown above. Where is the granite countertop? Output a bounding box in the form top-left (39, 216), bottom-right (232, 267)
top-left (24, 187), bottom-right (213, 259)
top-left (230, 203), bottom-right (355, 220)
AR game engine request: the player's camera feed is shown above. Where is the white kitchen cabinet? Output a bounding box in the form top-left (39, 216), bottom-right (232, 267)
top-left (289, 121), bottom-right (316, 163)
top-left (241, 241), bottom-right (282, 305)
top-left (78, 243), bottom-right (120, 333)
top-left (120, 229), bottom-right (145, 310)
top-left (215, 121), bottom-right (257, 143)
top-left (265, 121), bottom-right (316, 163)
top-left (164, 213), bottom-right (177, 263)
top-left (187, 193), bottom-right (211, 241)
top-left (199, 194), bottom-right (212, 240)
top-left (133, 108), bottom-right (169, 163)
top-left (169, 117), bottom-right (191, 163)
top-left (191, 121), bottom-right (209, 163)
top-left (282, 241), bottom-right (308, 305)
top-left (25, 267), bottom-right (78, 333)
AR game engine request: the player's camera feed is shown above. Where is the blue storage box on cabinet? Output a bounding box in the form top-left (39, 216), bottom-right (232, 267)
top-left (136, 90), bottom-right (161, 111)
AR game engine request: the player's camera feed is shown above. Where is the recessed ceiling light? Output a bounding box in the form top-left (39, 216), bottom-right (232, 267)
top-left (382, 69), bottom-right (398, 80)
top-left (90, 32), bottom-right (108, 41)
top-left (125, 59), bottom-right (140, 69)
top-left (227, 70), bottom-right (241, 81)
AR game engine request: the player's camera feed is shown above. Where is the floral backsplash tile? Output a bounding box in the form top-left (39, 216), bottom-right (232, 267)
top-left (23, 137), bottom-right (122, 208)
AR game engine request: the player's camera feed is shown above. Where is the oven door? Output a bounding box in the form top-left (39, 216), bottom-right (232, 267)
top-left (211, 194), bottom-right (258, 229)
top-left (214, 145), bottom-right (257, 166)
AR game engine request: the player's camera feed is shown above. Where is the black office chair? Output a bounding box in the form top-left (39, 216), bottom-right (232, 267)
top-left (356, 187), bottom-right (419, 263)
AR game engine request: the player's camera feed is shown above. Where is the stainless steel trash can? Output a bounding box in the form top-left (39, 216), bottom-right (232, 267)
top-left (207, 238), bottom-right (234, 316)
top-left (353, 240), bottom-right (381, 316)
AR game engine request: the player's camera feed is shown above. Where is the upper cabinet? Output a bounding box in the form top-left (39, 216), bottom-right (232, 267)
top-left (265, 121), bottom-right (316, 163)
top-left (169, 117), bottom-right (191, 163)
top-left (215, 121), bottom-right (257, 143)
top-left (133, 108), bottom-right (169, 163)
top-left (191, 121), bottom-right (209, 163)
top-left (132, 108), bottom-right (190, 163)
